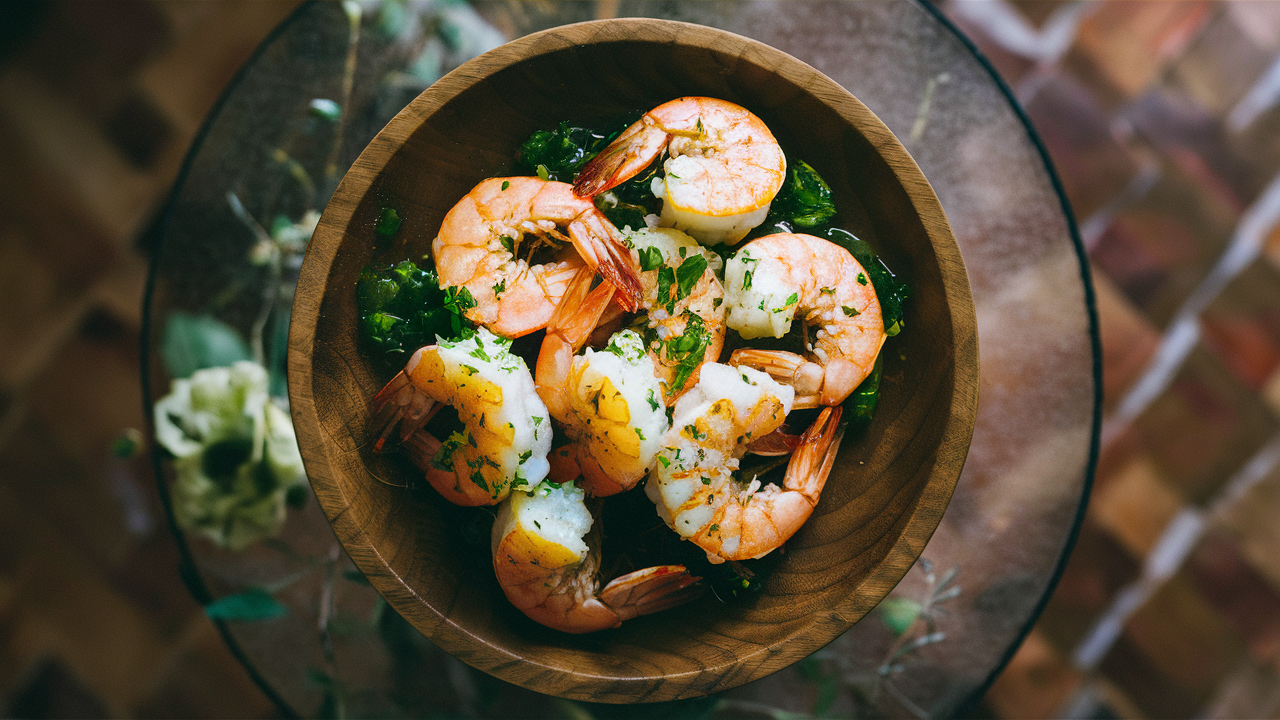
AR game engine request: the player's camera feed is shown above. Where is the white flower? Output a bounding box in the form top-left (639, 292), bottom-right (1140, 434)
top-left (154, 361), bottom-right (306, 550)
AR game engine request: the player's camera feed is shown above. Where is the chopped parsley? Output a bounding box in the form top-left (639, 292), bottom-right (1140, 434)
top-left (431, 432), bottom-right (466, 471)
top-left (638, 245), bottom-right (664, 271)
top-left (657, 312), bottom-right (712, 392)
top-left (675, 254), bottom-right (708, 300)
top-left (656, 266), bottom-right (676, 310)
top-left (746, 157), bottom-right (837, 239)
top-left (515, 120), bottom-right (621, 182)
top-left (356, 259), bottom-right (477, 369)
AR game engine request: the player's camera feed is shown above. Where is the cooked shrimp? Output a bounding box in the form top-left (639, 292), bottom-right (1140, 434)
top-left (722, 233), bottom-right (886, 408)
top-left (492, 479), bottom-right (702, 633)
top-left (626, 226), bottom-right (726, 403)
top-left (368, 327), bottom-right (551, 506)
top-left (535, 266), bottom-right (670, 496)
top-left (573, 98), bottom-right (786, 246)
top-left (432, 176), bottom-right (642, 338)
top-left (645, 363), bottom-right (845, 564)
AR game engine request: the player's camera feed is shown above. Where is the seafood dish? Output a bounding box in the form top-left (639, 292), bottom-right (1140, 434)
top-left (358, 97), bottom-right (908, 633)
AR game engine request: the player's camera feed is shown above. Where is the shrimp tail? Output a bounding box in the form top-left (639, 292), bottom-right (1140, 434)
top-left (571, 142), bottom-right (634, 198)
top-left (568, 212), bottom-right (643, 312)
top-left (368, 370), bottom-right (441, 451)
top-left (548, 265), bottom-right (619, 351)
top-left (598, 565), bottom-right (703, 622)
top-left (572, 121), bottom-right (668, 199)
top-left (745, 428), bottom-right (803, 456)
top-left (536, 267), bottom-right (619, 422)
top-left (785, 405), bottom-right (846, 503)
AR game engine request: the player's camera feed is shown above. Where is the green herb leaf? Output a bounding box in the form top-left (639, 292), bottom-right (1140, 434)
top-left (638, 246), bottom-right (664, 272)
top-left (515, 121), bottom-right (622, 182)
top-left (846, 354), bottom-right (883, 428)
top-left (664, 313), bottom-right (711, 391)
top-left (675, 254), bottom-right (708, 299)
top-left (374, 206), bottom-right (401, 246)
top-left (656, 265), bottom-right (675, 307)
top-left (759, 157), bottom-right (836, 233)
top-left (356, 259), bottom-right (476, 370)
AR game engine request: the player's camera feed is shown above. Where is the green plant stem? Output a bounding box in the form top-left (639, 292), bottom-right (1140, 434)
top-left (324, 1), bottom-right (362, 182)
top-left (270, 147), bottom-right (317, 207)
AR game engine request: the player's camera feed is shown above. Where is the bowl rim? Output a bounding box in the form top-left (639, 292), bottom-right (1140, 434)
top-left (289, 16), bottom-right (978, 702)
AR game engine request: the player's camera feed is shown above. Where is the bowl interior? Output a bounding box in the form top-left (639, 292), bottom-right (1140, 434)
top-left (290, 18), bottom-right (977, 703)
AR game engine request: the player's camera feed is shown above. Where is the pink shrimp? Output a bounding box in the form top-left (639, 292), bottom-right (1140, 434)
top-left (573, 97), bottom-right (786, 246)
top-left (722, 233), bottom-right (887, 408)
top-left (432, 176), bottom-right (642, 338)
top-left (492, 480), bottom-right (701, 633)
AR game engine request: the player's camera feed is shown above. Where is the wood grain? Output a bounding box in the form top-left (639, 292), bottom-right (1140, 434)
top-left (288, 18), bottom-right (977, 703)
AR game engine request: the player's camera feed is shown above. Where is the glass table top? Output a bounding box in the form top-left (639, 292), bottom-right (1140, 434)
top-left (141, 2), bottom-right (1098, 717)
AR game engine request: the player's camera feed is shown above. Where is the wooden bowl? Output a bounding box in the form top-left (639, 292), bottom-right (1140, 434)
top-left (289, 18), bottom-right (977, 703)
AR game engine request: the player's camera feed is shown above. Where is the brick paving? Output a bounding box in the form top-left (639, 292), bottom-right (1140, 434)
top-left (3, 1), bottom-right (1280, 717)
top-left (951, 1), bottom-right (1280, 717)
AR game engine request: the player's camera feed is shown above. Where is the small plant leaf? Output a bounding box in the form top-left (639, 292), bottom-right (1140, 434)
top-left (205, 587), bottom-right (287, 621)
top-left (877, 597), bottom-right (923, 637)
top-left (161, 311), bottom-right (252, 379)
top-left (308, 98), bottom-right (341, 122)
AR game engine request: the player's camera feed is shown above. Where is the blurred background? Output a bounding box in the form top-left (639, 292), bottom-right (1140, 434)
top-left (2, 1), bottom-right (1280, 718)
